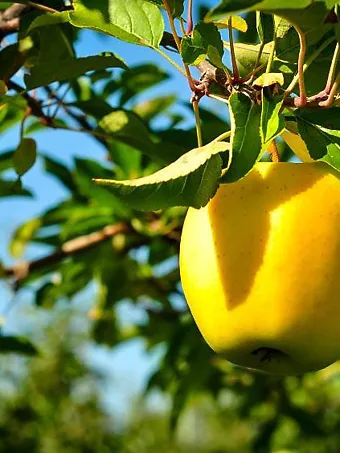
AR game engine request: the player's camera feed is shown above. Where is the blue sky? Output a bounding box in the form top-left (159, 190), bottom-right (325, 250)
top-left (0, 0), bottom-right (224, 419)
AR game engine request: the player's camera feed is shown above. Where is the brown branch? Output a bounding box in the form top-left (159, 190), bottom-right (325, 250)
top-left (3, 220), bottom-right (181, 284)
top-left (4, 222), bottom-right (131, 282)
top-left (0, 3), bottom-right (31, 40)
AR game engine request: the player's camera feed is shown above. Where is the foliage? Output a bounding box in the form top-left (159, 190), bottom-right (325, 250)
top-left (0, 0), bottom-right (340, 449)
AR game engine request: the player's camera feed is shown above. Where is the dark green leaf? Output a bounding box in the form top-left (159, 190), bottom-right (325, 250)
top-left (0, 179), bottom-right (32, 198)
top-left (256, 11), bottom-right (274, 44)
top-left (0, 335), bottom-right (37, 355)
top-left (297, 117), bottom-right (340, 171)
top-left (93, 142), bottom-right (229, 210)
top-left (25, 54), bottom-right (126, 90)
top-left (0, 150), bottom-right (14, 173)
top-left (35, 281), bottom-right (60, 307)
top-left (181, 21), bottom-right (224, 65)
top-left (221, 93), bottom-right (261, 182)
top-left (44, 156), bottom-right (78, 193)
top-left (118, 64), bottom-right (169, 105)
top-left (13, 138), bottom-right (37, 177)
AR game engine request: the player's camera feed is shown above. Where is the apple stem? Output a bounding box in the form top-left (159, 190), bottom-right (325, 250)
top-left (267, 140), bottom-right (280, 162)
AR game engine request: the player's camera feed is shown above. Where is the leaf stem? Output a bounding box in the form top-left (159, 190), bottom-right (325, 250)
top-left (286, 25), bottom-right (307, 107)
top-left (319, 72), bottom-right (340, 107)
top-left (284, 36), bottom-right (335, 100)
top-left (162, 0), bottom-right (196, 91)
top-left (187, 0), bottom-right (193, 34)
top-left (153, 47), bottom-right (187, 77)
top-left (228, 16), bottom-right (239, 80)
top-left (325, 43), bottom-right (340, 94)
top-left (192, 100), bottom-right (203, 147)
top-left (249, 41), bottom-right (265, 82)
top-left (265, 34), bottom-right (276, 73)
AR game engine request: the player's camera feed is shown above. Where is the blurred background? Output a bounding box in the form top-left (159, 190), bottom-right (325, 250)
top-left (1, 1), bottom-right (340, 452)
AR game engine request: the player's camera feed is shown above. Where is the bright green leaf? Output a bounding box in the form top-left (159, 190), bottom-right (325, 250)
top-left (93, 142), bottom-right (230, 210)
top-left (69, 0), bottom-right (164, 48)
top-left (261, 92), bottom-right (284, 147)
top-left (10, 217), bottom-right (42, 258)
top-left (221, 92), bottom-right (261, 183)
top-left (181, 21), bottom-right (224, 65)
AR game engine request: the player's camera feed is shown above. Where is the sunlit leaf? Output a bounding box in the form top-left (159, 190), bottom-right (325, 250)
top-left (93, 142), bottom-right (229, 210)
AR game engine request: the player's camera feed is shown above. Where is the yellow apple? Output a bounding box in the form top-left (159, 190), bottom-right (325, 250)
top-left (180, 162), bottom-right (340, 375)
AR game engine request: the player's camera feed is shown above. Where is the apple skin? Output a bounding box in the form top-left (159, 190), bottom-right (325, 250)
top-left (180, 162), bottom-right (340, 375)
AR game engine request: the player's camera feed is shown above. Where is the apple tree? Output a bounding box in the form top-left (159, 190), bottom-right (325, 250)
top-left (1, 0), bottom-right (340, 449)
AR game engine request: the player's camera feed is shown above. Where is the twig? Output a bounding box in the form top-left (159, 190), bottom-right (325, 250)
top-left (228, 16), bottom-right (239, 81)
top-left (27, 2), bottom-right (58, 13)
top-left (0, 3), bottom-right (31, 39)
top-left (324, 42), bottom-right (340, 94)
top-left (187, 0), bottom-right (193, 34)
top-left (192, 100), bottom-right (202, 147)
top-left (162, 0), bottom-right (196, 91)
top-left (4, 223), bottom-right (131, 282)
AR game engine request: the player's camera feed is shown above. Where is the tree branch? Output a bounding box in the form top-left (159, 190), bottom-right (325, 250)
top-left (4, 222), bottom-right (131, 282)
top-left (0, 3), bottom-right (31, 40)
top-left (3, 220), bottom-right (181, 284)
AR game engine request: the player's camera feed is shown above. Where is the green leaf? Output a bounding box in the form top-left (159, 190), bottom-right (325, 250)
top-left (69, 0), bottom-right (164, 48)
top-left (25, 54), bottom-right (127, 90)
top-left (13, 138), bottom-right (37, 177)
top-left (0, 335), bottom-right (37, 355)
top-left (133, 95), bottom-right (176, 122)
top-left (98, 110), bottom-right (162, 161)
top-left (0, 150), bottom-right (15, 173)
top-left (35, 281), bottom-right (60, 307)
top-left (260, 92), bottom-right (284, 147)
top-left (256, 11), bottom-right (274, 44)
top-left (221, 93), bottom-right (261, 183)
top-left (0, 80), bottom-right (7, 95)
top-left (0, 179), bottom-right (32, 198)
top-left (93, 142), bottom-right (230, 210)
top-left (181, 21), bottom-right (224, 65)
top-left (295, 107), bottom-right (340, 130)
top-left (44, 156), bottom-right (78, 193)
top-left (10, 217), bottom-right (42, 258)
top-left (118, 64), bottom-right (169, 105)
top-left (208, 1), bottom-right (335, 32)
top-left (28, 10), bottom-right (70, 32)
top-left (297, 118), bottom-right (340, 172)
